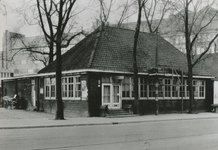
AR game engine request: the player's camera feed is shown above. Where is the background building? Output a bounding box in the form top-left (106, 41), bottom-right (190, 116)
top-left (120, 7), bottom-right (218, 55)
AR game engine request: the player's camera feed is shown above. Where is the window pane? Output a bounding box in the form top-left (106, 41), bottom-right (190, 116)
top-left (103, 86), bottom-right (110, 103)
top-left (51, 85), bottom-right (55, 97)
top-left (75, 84), bottom-right (81, 97)
top-left (172, 79), bottom-right (179, 97)
top-left (68, 84), bottom-right (74, 97)
top-left (122, 77), bottom-right (130, 97)
top-left (164, 79), bottom-right (171, 97)
top-left (149, 79), bottom-right (155, 97)
top-left (140, 78), bottom-right (147, 98)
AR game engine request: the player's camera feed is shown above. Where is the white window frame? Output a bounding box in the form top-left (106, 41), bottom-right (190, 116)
top-left (44, 77), bottom-right (56, 100)
top-left (61, 76), bottom-right (81, 100)
top-left (121, 77), bottom-right (205, 100)
top-left (121, 77), bottom-right (134, 99)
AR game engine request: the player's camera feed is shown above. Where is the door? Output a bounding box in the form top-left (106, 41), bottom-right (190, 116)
top-left (102, 84), bottom-right (121, 109)
top-left (112, 85), bottom-right (121, 109)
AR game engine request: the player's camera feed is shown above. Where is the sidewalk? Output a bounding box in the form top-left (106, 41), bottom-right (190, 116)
top-left (0, 108), bottom-right (218, 129)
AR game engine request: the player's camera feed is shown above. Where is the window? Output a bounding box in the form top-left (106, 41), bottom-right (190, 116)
top-left (193, 80), bottom-right (198, 97)
top-left (149, 79), bottom-right (155, 97)
top-left (45, 78), bottom-right (51, 98)
top-left (172, 79), bottom-right (179, 97)
top-left (193, 80), bottom-right (205, 98)
top-left (121, 77), bottom-right (205, 100)
top-left (50, 78), bottom-right (56, 98)
top-left (68, 77), bottom-right (74, 97)
top-left (179, 80), bottom-right (185, 97)
top-left (199, 81), bottom-right (205, 97)
top-left (45, 76), bottom-right (81, 100)
top-left (139, 78), bottom-right (148, 98)
top-left (165, 79), bottom-right (171, 97)
top-left (75, 76), bottom-right (81, 97)
top-left (62, 77), bottom-right (68, 98)
top-left (122, 77), bottom-right (130, 98)
top-left (121, 77), bottom-right (134, 98)
top-left (61, 76), bottom-right (81, 99)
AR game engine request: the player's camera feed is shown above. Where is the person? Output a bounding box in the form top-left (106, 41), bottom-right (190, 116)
top-left (13, 93), bottom-right (20, 109)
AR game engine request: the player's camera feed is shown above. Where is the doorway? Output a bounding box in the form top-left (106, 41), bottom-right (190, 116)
top-left (102, 84), bottom-right (121, 109)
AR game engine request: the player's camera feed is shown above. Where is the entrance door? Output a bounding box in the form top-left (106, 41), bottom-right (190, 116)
top-left (102, 84), bottom-right (121, 109)
top-left (112, 85), bottom-right (121, 109)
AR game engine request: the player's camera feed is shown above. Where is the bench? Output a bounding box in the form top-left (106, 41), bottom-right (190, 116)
top-left (123, 104), bottom-right (133, 113)
top-left (211, 104), bottom-right (218, 113)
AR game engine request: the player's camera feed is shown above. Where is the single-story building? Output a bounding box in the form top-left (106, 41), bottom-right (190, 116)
top-left (1, 26), bottom-right (214, 117)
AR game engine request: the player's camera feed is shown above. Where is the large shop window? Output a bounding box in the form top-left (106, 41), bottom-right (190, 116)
top-left (45, 76), bottom-right (81, 100)
top-left (121, 77), bottom-right (205, 99)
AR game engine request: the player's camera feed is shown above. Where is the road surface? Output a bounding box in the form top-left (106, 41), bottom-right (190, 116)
top-left (1, 118), bottom-right (218, 150)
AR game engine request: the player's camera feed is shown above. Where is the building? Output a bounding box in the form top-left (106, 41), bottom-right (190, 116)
top-left (1, 26), bottom-right (214, 117)
top-left (120, 7), bottom-right (218, 55)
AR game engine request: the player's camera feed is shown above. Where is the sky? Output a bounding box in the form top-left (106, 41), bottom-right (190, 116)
top-left (2, 0), bottom-right (217, 38)
top-left (3, 0), bottom-right (129, 37)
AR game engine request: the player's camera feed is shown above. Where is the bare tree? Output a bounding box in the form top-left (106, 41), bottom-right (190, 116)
top-left (116, 0), bottom-right (138, 27)
top-left (172, 0), bottom-right (218, 113)
top-left (143, 0), bottom-right (174, 33)
top-left (93, 0), bottom-right (137, 29)
top-left (36, 0), bottom-right (86, 119)
top-left (133, 0), bottom-right (145, 114)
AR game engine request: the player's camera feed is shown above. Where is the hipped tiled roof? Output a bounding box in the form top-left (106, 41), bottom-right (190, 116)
top-left (38, 26), bottom-right (210, 76)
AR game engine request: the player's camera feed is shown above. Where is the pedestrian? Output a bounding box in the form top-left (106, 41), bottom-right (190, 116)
top-left (13, 93), bottom-right (20, 109)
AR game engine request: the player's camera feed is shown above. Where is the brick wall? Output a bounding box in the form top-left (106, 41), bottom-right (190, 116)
top-left (122, 99), bottom-right (208, 115)
top-left (88, 74), bottom-right (101, 117)
top-left (43, 100), bottom-right (89, 117)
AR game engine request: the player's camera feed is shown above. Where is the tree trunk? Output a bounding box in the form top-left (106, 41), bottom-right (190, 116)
top-left (48, 44), bottom-right (54, 64)
top-left (184, 0), bottom-right (195, 113)
top-left (133, 0), bottom-right (143, 114)
top-left (55, 43), bottom-right (64, 120)
top-left (187, 62), bottom-right (195, 113)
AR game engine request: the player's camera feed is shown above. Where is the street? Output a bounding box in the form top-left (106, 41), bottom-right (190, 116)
top-left (1, 117), bottom-right (218, 150)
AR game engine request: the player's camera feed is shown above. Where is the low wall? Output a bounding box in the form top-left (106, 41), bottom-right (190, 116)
top-left (122, 99), bottom-right (208, 115)
top-left (43, 100), bottom-right (89, 117)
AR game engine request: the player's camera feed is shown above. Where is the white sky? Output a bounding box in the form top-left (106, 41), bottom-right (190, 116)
top-left (3, 0), bottom-right (128, 37)
top-left (2, 0), bottom-right (217, 37)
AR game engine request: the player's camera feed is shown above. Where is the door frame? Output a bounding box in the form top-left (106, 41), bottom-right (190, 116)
top-left (102, 83), bottom-right (121, 109)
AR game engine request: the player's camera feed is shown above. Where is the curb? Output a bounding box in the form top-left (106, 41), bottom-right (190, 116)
top-left (0, 115), bottom-right (217, 130)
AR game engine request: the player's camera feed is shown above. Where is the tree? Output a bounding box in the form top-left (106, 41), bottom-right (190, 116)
top-left (143, 0), bottom-right (174, 33)
top-left (133, 0), bottom-right (145, 114)
top-left (172, 0), bottom-right (218, 113)
top-left (92, 0), bottom-right (137, 29)
top-left (36, 0), bottom-right (86, 119)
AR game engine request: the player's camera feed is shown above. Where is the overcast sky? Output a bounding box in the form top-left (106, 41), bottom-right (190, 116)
top-left (2, 0), bottom-right (217, 37)
top-left (3, 0), bottom-right (135, 37)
